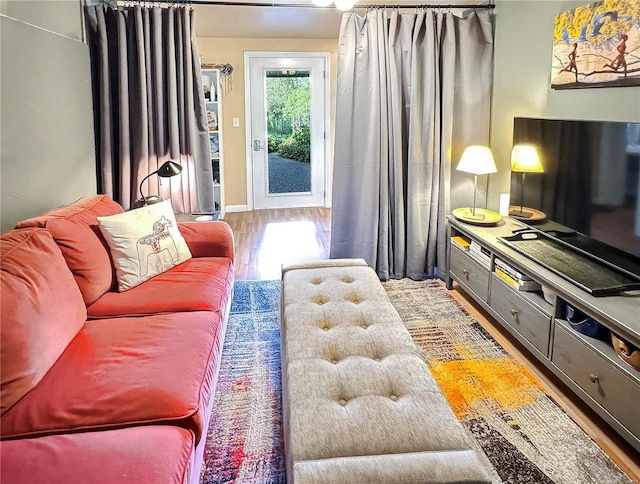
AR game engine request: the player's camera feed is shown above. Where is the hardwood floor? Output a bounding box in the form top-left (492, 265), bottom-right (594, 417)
top-left (224, 208), bottom-right (331, 280)
top-left (222, 208), bottom-right (640, 482)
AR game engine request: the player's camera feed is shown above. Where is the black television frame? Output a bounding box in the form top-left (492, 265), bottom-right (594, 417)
top-left (508, 117), bottom-right (640, 291)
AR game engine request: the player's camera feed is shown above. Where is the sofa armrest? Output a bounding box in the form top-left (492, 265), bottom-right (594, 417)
top-left (178, 221), bottom-right (235, 262)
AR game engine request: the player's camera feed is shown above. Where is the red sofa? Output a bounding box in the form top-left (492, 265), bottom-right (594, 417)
top-left (0, 195), bottom-right (235, 484)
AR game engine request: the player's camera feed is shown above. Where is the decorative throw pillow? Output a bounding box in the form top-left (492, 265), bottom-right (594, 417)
top-left (97, 200), bottom-right (192, 291)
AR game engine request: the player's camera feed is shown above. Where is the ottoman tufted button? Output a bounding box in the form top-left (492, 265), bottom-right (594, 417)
top-left (389, 394), bottom-right (398, 402)
top-left (330, 358), bottom-right (339, 364)
top-left (315, 296), bottom-right (328, 305)
top-left (349, 296), bottom-right (361, 304)
top-left (361, 323), bottom-right (368, 329)
top-left (338, 398), bottom-right (347, 406)
top-left (312, 278), bottom-right (322, 285)
top-left (374, 357), bottom-right (381, 362)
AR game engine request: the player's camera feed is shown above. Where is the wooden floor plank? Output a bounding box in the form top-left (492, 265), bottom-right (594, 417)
top-left (224, 208), bottom-right (331, 280)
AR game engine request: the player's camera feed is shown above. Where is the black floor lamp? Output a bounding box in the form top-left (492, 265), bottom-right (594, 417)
top-left (137, 160), bottom-right (183, 206)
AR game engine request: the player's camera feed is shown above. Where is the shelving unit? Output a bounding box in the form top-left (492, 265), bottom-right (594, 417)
top-left (201, 66), bottom-right (225, 219)
top-left (447, 216), bottom-right (640, 453)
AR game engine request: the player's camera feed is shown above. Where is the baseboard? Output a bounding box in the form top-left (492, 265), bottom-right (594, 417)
top-left (224, 205), bottom-right (249, 213)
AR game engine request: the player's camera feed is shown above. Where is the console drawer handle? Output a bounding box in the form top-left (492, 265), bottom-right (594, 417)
top-left (463, 269), bottom-right (469, 277)
top-left (589, 374), bottom-right (599, 384)
top-left (510, 309), bottom-right (518, 316)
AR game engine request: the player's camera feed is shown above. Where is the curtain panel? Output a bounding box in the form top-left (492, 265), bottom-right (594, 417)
top-left (86, 4), bottom-right (213, 213)
top-left (330, 9), bottom-right (494, 280)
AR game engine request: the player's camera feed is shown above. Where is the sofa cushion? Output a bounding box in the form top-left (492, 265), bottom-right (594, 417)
top-left (0, 311), bottom-right (225, 443)
top-left (0, 426), bottom-right (194, 484)
top-left (0, 228), bottom-right (86, 416)
top-left (15, 195), bottom-right (124, 305)
top-left (87, 257), bottom-right (234, 319)
top-left (97, 200), bottom-right (192, 292)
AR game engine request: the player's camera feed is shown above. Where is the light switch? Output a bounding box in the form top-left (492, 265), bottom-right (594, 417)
top-left (233, 118), bottom-right (240, 127)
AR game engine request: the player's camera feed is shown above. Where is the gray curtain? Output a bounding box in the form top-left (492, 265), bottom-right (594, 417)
top-left (86, 4), bottom-right (213, 213)
top-left (330, 9), bottom-right (494, 280)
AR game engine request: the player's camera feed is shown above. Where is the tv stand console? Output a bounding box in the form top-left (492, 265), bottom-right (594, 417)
top-left (446, 216), bottom-right (640, 453)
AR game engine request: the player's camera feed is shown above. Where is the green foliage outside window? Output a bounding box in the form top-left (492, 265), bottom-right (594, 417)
top-left (278, 126), bottom-right (310, 163)
top-left (266, 74), bottom-right (311, 163)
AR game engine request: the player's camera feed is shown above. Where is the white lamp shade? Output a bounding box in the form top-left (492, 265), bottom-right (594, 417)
top-left (511, 144), bottom-right (543, 173)
top-left (456, 145), bottom-right (497, 175)
top-left (334, 0), bottom-right (355, 10)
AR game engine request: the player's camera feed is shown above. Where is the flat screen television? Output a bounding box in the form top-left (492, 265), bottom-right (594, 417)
top-left (510, 117), bottom-right (640, 283)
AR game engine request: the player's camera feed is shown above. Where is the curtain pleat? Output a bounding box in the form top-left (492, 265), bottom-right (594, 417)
top-left (86, 4), bottom-right (213, 213)
top-left (331, 9), bottom-right (494, 280)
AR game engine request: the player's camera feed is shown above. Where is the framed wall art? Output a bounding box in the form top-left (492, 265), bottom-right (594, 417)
top-left (551, 0), bottom-right (640, 89)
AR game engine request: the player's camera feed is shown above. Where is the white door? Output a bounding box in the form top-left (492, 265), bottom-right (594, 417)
top-left (246, 53), bottom-right (328, 209)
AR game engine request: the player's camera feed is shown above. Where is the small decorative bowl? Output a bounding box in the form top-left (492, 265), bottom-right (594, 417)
top-left (610, 333), bottom-right (640, 371)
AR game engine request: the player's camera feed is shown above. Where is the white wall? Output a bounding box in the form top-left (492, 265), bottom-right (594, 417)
top-left (489, 0), bottom-right (640, 210)
top-left (1, 0), bottom-right (96, 232)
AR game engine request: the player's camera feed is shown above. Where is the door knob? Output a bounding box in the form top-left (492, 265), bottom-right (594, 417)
top-left (253, 139), bottom-right (264, 151)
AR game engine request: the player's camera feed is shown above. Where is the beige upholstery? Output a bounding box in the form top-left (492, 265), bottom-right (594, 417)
top-left (281, 259), bottom-right (491, 484)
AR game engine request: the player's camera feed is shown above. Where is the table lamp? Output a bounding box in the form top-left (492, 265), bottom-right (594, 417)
top-left (452, 146), bottom-right (500, 224)
top-left (138, 160), bottom-right (183, 206)
top-left (509, 145), bottom-right (543, 219)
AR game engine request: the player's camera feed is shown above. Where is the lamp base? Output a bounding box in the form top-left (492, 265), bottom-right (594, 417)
top-left (508, 205), bottom-right (547, 222)
top-left (452, 207), bottom-right (502, 226)
top-left (509, 207), bottom-right (534, 218)
top-left (463, 210), bottom-right (487, 221)
top-left (136, 195), bottom-right (164, 208)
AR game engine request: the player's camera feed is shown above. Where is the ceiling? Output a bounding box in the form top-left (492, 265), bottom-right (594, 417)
top-left (193, 0), bottom-right (491, 39)
top-left (194, 3), bottom-right (343, 39)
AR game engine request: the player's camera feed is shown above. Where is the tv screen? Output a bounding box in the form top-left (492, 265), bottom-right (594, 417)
top-left (511, 117), bottom-right (640, 279)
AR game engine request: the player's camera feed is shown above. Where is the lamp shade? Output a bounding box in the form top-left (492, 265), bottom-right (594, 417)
top-left (456, 146), bottom-right (497, 175)
top-left (511, 145), bottom-right (543, 173)
top-left (138, 160), bottom-right (183, 206)
top-left (156, 160), bottom-right (183, 178)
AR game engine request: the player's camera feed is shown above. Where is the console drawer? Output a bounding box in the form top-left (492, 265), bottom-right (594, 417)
top-left (553, 322), bottom-right (640, 438)
top-left (490, 274), bottom-right (550, 356)
top-left (450, 246), bottom-right (489, 302)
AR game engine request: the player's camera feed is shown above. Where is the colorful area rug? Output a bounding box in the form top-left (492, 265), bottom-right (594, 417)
top-left (200, 280), bottom-right (285, 484)
top-left (382, 279), bottom-right (631, 484)
top-left (200, 279), bottom-right (632, 483)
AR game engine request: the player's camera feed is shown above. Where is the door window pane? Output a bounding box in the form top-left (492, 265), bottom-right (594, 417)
top-left (265, 70), bottom-right (311, 194)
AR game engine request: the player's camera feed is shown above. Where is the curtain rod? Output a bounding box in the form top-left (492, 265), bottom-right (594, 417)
top-left (184, 1), bottom-right (495, 8)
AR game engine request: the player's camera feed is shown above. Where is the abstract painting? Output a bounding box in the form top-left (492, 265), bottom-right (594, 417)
top-left (551, 0), bottom-right (640, 89)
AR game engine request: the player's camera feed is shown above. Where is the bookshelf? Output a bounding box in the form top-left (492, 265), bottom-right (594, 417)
top-left (201, 66), bottom-right (225, 219)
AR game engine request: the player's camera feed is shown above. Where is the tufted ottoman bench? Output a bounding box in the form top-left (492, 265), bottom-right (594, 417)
top-left (280, 259), bottom-right (491, 484)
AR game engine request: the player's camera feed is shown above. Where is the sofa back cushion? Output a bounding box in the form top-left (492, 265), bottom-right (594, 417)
top-left (1, 228), bottom-right (87, 416)
top-left (16, 195), bottom-right (124, 305)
